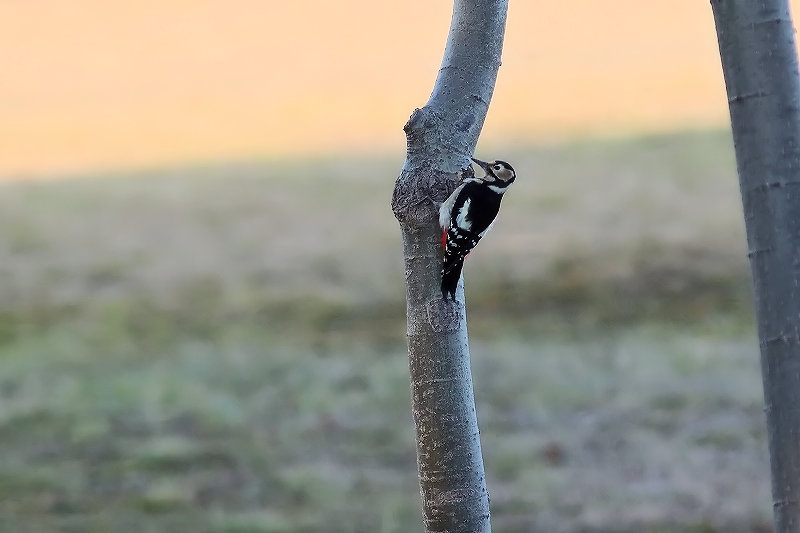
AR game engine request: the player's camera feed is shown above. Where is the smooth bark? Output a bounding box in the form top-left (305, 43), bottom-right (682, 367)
top-left (390, 1), bottom-right (508, 532)
top-left (711, 1), bottom-right (800, 530)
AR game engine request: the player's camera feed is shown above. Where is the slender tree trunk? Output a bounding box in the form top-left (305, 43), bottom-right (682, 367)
top-left (390, 1), bottom-right (508, 531)
top-left (711, 1), bottom-right (800, 530)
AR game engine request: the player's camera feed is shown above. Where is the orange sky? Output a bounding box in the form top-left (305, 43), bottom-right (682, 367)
top-left (2, 1), bottom-right (796, 178)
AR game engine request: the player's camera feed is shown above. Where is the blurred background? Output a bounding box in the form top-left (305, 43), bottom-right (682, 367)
top-left (0, 1), bottom-right (789, 531)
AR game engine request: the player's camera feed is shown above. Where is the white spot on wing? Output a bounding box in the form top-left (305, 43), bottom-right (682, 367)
top-left (455, 198), bottom-right (471, 230)
top-left (439, 183), bottom-right (466, 229)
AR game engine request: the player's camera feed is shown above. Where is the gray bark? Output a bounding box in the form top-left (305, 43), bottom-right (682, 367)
top-left (711, 1), bottom-right (800, 530)
top-left (390, 1), bottom-right (508, 532)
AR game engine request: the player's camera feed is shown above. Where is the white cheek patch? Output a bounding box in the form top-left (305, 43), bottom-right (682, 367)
top-left (488, 184), bottom-right (507, 194)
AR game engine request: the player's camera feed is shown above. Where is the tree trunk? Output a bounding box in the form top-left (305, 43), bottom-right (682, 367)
top-left (390, 1), bottom-right (508, 532)
top-left (711, 1), bottom-right (800, 530)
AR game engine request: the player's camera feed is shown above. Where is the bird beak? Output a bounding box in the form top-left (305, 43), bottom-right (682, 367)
top-left (470, 157), bottom-right (491, 172)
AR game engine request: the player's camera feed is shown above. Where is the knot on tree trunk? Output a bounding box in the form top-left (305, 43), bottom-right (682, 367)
top-left (404, 107), bottom-right (442, 142)
top-left (392, 107), bottom-right (473, 226)
top-left (403, 106), bottom-right (473, 165)
top-left (391, 164), bottom-right (455, 226)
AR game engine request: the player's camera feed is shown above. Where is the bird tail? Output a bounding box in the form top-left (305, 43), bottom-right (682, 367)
top-left (441, 254), bottom-right (465, 300)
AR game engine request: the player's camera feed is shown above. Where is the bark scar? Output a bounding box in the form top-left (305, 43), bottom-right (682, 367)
top-left (427, 298), bottom-right (464, 333)
top-left (774, 498), bottom-right (800, 509)
top-left (728, 90), bottom-right (769, 104)
top-left (760, 332), bottom-right (800, 348)
top-left (431, 488), bottom-right (478, 507)
top-left (744, 180), bottom-right (800, 195)
top-left (747, 246), bottom-right (773, 258)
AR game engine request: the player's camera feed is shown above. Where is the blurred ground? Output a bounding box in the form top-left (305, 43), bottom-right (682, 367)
top-left (0, 131), bottom-right (772, 532)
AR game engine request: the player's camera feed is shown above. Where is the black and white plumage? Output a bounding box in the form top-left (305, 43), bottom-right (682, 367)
top-left (439, 157), bottom-right (516, 300)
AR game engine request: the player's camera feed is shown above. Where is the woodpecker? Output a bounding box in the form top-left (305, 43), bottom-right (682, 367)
top-left (439, 157), bottom-right (516, 300)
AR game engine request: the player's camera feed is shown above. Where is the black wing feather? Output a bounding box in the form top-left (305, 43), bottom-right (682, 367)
top-left (440, 181), bottom-right (506, 300)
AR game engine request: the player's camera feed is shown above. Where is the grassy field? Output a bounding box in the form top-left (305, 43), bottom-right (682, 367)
top-left (0, 130), bottom-right (773, 532)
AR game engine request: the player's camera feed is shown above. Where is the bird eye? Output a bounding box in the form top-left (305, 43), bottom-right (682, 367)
top-left (493, 165), bottom-right (501, 171)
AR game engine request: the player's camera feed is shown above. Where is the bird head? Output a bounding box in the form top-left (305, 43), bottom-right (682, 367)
top-left (471, 158), bottom-right (516, 184)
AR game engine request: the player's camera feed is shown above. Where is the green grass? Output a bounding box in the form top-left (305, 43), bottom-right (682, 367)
top-left (0, 130), bottom-right (774, 532)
